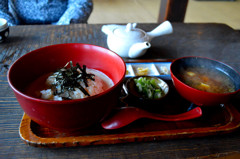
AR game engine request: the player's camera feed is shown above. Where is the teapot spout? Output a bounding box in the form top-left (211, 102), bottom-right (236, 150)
top-left (128, 42), bottom-right (151, 58)
top-left (147, 21), bottom-right (173, 41)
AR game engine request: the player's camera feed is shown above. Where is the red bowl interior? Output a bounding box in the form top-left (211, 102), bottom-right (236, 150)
top-left (170, 56), bottom-right (240, 106)
top-left (8, 43), bottom-right (126, 131)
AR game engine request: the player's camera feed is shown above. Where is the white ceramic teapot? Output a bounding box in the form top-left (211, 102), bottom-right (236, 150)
top-left (101, 21), bottom-right (173, 58)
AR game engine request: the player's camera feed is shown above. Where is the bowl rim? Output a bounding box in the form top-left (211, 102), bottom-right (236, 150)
top-left (7, 43), bottom-right (126, 104)
top-left (0, 18), bottom-right (8, 32)
top-left (170, 56), bottom-right (240, 95)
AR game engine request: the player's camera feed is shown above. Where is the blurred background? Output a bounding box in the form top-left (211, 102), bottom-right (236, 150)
top-left (88, 0), bottom-right (240, 30)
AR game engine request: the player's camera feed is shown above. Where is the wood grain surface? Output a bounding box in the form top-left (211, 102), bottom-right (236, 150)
top-left (18, 104), bottom-right (240, 148)
top-left (1, 23), bottom-right (240, 158)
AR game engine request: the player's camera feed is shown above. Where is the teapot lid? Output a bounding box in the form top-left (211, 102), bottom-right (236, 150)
top-left (113, 23), bottom-right (145, 39)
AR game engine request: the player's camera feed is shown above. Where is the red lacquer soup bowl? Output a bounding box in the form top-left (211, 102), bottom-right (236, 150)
top-left (170, 56), bottom-right (240, 106)
top-left (7, 43), bottom-right (126, 131)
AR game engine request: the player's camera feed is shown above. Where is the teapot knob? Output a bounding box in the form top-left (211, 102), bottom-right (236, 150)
top-left (126, 23), bottom-right (137, 32)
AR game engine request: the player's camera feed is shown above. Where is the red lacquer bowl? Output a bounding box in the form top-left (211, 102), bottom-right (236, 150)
top-left (8, 43), bottom-right (126, 131)
top-left (170, 56), bottom-right (240, 106)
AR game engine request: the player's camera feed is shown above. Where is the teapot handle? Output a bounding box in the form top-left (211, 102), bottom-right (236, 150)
top-left (147, 21), bottom-right (173, 41)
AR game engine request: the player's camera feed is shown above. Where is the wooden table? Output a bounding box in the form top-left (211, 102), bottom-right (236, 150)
top-left (0, 23), bottom-right (240, 158)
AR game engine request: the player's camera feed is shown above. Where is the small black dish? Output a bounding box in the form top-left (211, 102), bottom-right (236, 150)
top-left (125, 76), bottom-right (169, 111)
top-left (0, 18), bottom-right (9, 43)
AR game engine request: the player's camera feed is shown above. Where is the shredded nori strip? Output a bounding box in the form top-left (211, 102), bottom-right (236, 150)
top-left (52, 61), bottom-right (95, 98)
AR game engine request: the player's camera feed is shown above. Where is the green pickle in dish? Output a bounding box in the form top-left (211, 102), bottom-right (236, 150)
top-left (134, 77), bottom-right (165, 99)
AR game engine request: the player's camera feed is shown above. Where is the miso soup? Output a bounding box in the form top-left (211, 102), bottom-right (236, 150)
top-left (179, 67), bottom-right (235, 93)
